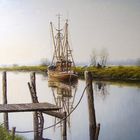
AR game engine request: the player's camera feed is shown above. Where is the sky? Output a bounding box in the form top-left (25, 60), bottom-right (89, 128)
top-left (0, 0), bottom-right (140, 65)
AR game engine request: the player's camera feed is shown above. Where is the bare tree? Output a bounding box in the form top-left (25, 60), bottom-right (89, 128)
top-left (136, 58), bottom-right (140, 66)
top-left (90, 48), bottom-right (97, 66)
top-left (40, 58), bottom-right (50, 66)
top-left (99, 48), bottom-right (109, 67)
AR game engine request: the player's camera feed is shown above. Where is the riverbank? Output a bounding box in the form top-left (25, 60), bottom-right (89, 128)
top-left (0, 66), bottom-right (47, 72)
top-left (74, 66), bottom-right (140, 81)
top-left (0, 66), bottom-right (140, 81)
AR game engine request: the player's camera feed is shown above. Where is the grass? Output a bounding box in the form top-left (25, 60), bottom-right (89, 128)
top-left (0, 124), bottom-right (26, 140)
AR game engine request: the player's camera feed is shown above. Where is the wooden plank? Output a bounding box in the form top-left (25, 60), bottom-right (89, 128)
top-left (43, 111), bottom-right (65, 119)
top-left (0, 103), bottom-right (61, 113)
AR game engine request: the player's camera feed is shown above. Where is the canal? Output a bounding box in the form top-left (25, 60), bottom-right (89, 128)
top-left (0, 72), bottom-right (140, 140)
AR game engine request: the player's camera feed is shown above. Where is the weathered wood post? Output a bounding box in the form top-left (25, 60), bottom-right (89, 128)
top-left (29, 72), bottom-right (38, 103)
top-left (2, 71), bottom-right (9, 131)
top-left (30, 72), bottom-right (38, 140)
top-left (30, 72), bottom-right (36, 94)
top-left (11, 127), bottom-right (16, 140)
top-left (2, 71), bottom-right (7, 104)
top-left (95, 123), bottom-right (100, 140)
top-left (85, 71), bottom-right (97, 140)
top-left (29, 72), bottom-right (44, 140)
top-left (62, 111), bottom-right (67, 140)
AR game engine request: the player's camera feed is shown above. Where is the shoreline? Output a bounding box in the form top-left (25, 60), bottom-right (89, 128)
top-left (0, 65), bottom-right (140, 82)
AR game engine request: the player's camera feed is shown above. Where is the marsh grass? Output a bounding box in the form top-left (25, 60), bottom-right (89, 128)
top-left (0, 65), bottom-right (139, 81)
top-left (0, 124), bottom-right (26, 140)
top-left (74, 66), bottom-right (140, 81)
top-left (0, 66), bottom-right (47, 72)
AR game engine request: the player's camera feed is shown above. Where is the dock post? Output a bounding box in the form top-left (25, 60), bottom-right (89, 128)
top-left (29, 72), bottom-right (44, 140)
top-left (2, 71), bottom-right (9, 131)
top-left (30, 72), bottom-right (36, 93)
top-left (95, 123), bottom-right (100, 140)
top-left (2, 71), bottom-right (7, 104)
top-left (62, 112), bottom-right (67, 140)
top-left (11, 127), bottom-right (16, 140)
top-left (85, 71), bottom-right (97, 140)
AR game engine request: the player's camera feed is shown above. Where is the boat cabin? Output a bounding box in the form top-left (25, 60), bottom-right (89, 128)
top-left (55, 59), bottom-right (72, 72)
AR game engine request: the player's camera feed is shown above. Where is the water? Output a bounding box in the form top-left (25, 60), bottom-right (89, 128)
top-left (0, 72), bottom-right (140, 140)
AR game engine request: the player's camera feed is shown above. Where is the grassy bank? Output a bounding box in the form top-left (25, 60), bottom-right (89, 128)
top-left (74, 66), bottom-right (140, 81)
top-left (0, 66), bottom-right (47, 72)
top-left (0, 124), bottom-right (25, 140)
top-left (0, 65), bottom-right (140, 81)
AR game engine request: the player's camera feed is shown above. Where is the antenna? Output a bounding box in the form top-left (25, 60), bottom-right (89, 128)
top-left (56, 14), bottom-right (62, 30)
top-left (66, 11), bottom-right (70, 22)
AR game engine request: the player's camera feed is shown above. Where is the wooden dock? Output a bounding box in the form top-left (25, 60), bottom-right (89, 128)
top-left (0, 102), bottom-right (61, 113)
top-left (0, 71), bottom-right (100, 140)
top-left (0, 71), bottom-right (67, 140)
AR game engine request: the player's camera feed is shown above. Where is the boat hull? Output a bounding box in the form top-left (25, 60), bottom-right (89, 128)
top-left (48, 70), bottom-right (78, 82)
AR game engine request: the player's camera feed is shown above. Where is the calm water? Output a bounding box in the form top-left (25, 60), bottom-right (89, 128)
top-left (0, 72), bottom-right (140, 140)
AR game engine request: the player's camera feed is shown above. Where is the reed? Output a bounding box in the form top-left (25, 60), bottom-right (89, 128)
top-left (0, 124), bottom-right (26, 140)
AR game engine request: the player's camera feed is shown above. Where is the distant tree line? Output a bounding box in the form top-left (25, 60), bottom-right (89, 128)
top-left (40, 58), bottom-right (50, 66)
top-left (136, 58), bottom-right (140, 66)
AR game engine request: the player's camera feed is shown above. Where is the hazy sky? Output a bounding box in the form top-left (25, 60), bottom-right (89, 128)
top-left (0, 0), bottom-right (140, 65)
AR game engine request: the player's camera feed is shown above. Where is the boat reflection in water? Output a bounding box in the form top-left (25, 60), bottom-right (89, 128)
top-left (48, 79), bottom-right (78, 134)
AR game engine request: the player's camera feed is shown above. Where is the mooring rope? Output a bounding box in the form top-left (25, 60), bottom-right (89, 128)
top-left (11, 84), bottom-right (89, 134)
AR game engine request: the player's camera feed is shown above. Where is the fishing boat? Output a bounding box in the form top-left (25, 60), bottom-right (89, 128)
top-left (48, 16), bottom-right (78, 82)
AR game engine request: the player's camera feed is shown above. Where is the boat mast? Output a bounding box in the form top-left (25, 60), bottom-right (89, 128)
top-left (65, 20), bottom-right (75, 67)
top-left (65, 19), bottom-right (69, 71)
top-left (50, 14), bottom-right (63, 64)
top-left (50, 15), bottom-right (76, 67)
top-left (57, 14), bottom-right (61, 60)
top-left (50, 22), bottom-right (57, 64)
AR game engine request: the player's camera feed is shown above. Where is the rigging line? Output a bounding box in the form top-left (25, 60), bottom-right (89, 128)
top-left (12, 84), bottom-right (89, 134)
